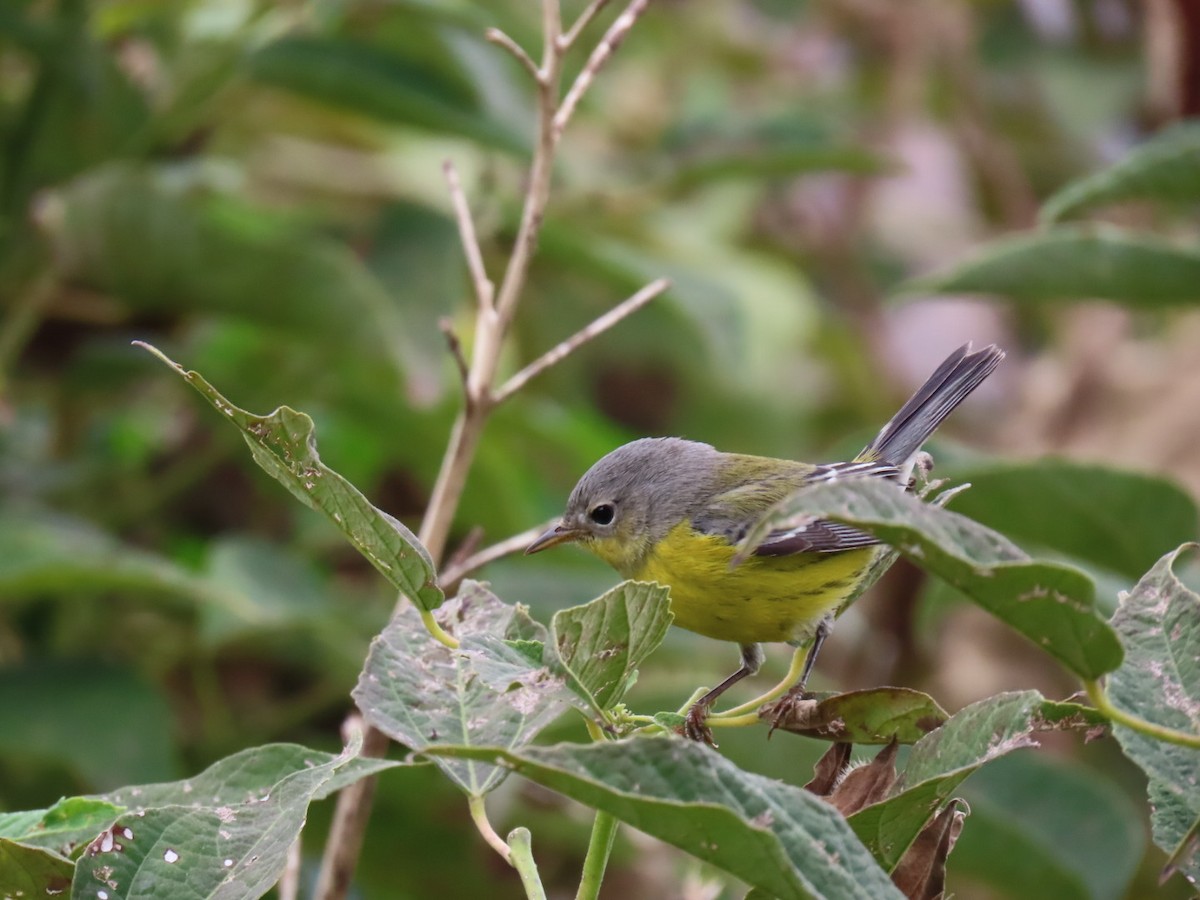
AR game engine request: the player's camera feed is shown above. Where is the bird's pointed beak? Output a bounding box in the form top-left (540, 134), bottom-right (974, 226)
top-left (525, 522), bottom-right (581, 555)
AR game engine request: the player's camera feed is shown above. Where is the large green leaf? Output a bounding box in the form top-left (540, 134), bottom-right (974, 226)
top-left (353, 582), bottom-right (573, 796)
top-left (847, 691), bottom-right (1100, 872)
top-left (427, 738), bottom-right (904, 899)
top-left (43, 164), bottom-right (406, 371)
top-left (952, 752), bottom-right (1143, 900)
top-left (739, 479), bottom-right (1123, 679)
top-left (950, 460), bottom-right (1199, 582)
top-left (0, 839), bottom-right (73, 898)
top-left (549, 580), bottom-right (673, 715)
top-left (72, 740), bottom-right (399, 900)
top-left (1042, 123), bottom-right (1200, 222)
top-left (1106, 544), bottom-right (1200, 886)
top-left (137, 343), bottom-right (443, 612)
top-left (0, 798), bottom-right (123, 854)
top-left (247, 36), bottom-right (525, 153)
top-left (907, 225), bottom-right (1200, 307)
top-left (0, 662), bottom-right (176, 789)
top-left (766, 687), bottom-right (947, 745)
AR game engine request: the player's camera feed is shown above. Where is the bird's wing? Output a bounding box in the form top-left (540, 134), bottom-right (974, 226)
top-left (692, 460), bottom-right (901, 555)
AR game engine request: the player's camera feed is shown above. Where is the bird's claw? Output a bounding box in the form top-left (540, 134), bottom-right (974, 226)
top-left (763, 685), bottom-right (817, 738)
top-left (679, 702), bottom-right (717, 747)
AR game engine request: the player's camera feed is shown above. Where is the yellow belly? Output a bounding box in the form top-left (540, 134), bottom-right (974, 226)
top-left (632, 522), bottom-right (876, 645)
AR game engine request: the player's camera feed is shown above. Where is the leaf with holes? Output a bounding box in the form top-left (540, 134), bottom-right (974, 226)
top-left (136, 342), bottom-right (442, 612)
top-left (353, 582), bottom-right (574, 796)
top-left (1106, 544), bottom-right (1200, 888)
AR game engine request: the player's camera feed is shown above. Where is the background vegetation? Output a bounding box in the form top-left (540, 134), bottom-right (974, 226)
top-left (2, 0), bottom-right (1199, 898)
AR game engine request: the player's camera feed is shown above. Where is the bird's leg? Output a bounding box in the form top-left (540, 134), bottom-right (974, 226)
top-left (764, 616), bottom-right (834, 735)
top-left (682, 643), bottom-right (764, 747)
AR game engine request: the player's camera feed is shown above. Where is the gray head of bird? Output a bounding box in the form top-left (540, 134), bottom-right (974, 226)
top-left (525, 437), bottom-right (720, 576)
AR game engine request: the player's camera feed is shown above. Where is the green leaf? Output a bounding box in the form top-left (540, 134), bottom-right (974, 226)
top-left (247, 36), bottom-right (525, 153)
top-left (907, 225), bottom-right (1200, 308)
top-left (0, 839), bottom-right (72, 898)
top-left (1106, 544), bottom-right (1200, 886)
top-left (669, 144), bottom-right (886, 191)
top-left (1042, 123), bottom-right (1200, 222)
top-left (549, 580), bottom-right (673, 714)
top-left (0, 797), bottom-right (123, 854)
top-left (950, 460), bottom-right (1199, 582)
top-left (952, 752), bottom-right (1143, 900)
top-left (75, 739), bottom-right (398, 900)
top-left (43, 164), bottom-right (407, 371)
top-left (739, 479), bottom-right (1123, 679)
top-left (136, 342), bottom-right (443, 612)
top-left (848, 691), bottom-right (1085, 873)
top-left (427, 738), bottom-right (904, 899)
top-left (353, 582), bottom-right (573, 796)
top-left (0, 662), bottom-right (176, 790)
top-left (766, 687), bottom-right (947, 744)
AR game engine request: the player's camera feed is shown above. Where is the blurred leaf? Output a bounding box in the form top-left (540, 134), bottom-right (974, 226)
top-left (76, 738), bottom-right (399, 900)
top-left (1105, 544), bottom-right (1200, 886)
top-left (765, 687), bottom-right (947, 744)
top-left (0, 797), bottom-right (123, 854)
top-left (670, 143), bottom-right (886, 191)
top-left (0, 507), bottom-right (208, 604)
top-left (428, 737), bottom-right (905, 899)
top-left (43, 164), bottom-right (407, 375)
top-left (848, 691), bottom-right (1097, 872)
top-left (199, 536), bottom-right (337, 642)
top-left (0, 839), bottom-right (72, 898)
top-left (247, 36), bottom-right (525, 153)
top-left (740, 479), bottom-right (1123, 679)
top-left (952, 752), bottom-right (1143, 900)
top-left (1042, 123), bottom-right (1200, 222)
top-left (137, 342), bottom-right (443, 612)
top-left (0, 662), bottom-right (175, 790)
top-left (907, 225), bottom-right (1200, 308)
top-left (951, 460), bottom-right (1199, 582)
top-left (354, 582), bottom-right (573, 796)
top-left (549, 580), bottom-right (673, 714)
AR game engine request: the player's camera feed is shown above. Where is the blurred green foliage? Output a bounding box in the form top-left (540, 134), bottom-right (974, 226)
top-left (2, 0), bottom-right (1199, 898)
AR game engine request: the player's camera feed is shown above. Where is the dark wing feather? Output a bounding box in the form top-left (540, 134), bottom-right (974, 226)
top-left (692, 459), bottom-right (899, 556)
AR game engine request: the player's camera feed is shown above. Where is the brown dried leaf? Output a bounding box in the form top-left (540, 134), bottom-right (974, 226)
top-left (890, 798), bottom-right (969, 900)
top-left (828, 739), bottom-right (900, 816)
top-left (804, 742), bottom-right (853, 796)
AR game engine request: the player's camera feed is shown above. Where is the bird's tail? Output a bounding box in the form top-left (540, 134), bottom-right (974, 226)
top-left (859, 342), bottom-right (1005, 467)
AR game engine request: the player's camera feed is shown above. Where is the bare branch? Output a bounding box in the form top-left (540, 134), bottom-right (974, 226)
top-left (443, 160), bottom-right (495, 312)
top-left (561, 0), bottom-right (613, 50)
top-left (439, 318), bottom-right (471, 392)
top-left (279, 838), bottom-right (302, 900)
top-left (440, 521), bottom-right (557, 588)
top-left (494, 278), bottom-right (669, 404)
top-left (485, 28), bottom-right (540, 81)
top-left (554, 0), bottom-right (651, 136)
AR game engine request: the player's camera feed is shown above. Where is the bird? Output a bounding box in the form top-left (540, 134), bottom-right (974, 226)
top-left (525, 342), bottom-right (1004, 744)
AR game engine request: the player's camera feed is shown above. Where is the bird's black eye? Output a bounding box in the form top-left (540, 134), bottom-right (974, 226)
top-left (589, 503), bottom-right (615, 526)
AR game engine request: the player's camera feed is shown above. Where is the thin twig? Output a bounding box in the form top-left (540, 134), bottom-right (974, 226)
top-left (554, 0), bottom-right (651, 137)
top-left (439, 318), bottom-right (471, 392)
top-left (486, 28), bottom-right (542, 82)
top-left (443, 160), bottom-right (495, 312)
top-left (279, 837), bottom-right (302, 900)
top-left (560, 0), bottom-right (613, 49)
top-left (440, 520), bottom-right (557, 588)
top-left (493, 278), bottom-right (669, 404)
top-left (1085, 679), bottom-right (1200, 750)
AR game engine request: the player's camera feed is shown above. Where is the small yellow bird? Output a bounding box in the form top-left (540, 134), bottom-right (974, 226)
top-left (526, 343), bottom-right (1003, 742)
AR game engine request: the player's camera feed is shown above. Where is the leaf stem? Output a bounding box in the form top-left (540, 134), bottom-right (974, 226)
top-left (1084, 679), bottom-right (1200, 749)
top-left (420, 608), bottom-right (459, 650)
top-left (468, 794), bottom-right (513, 860)
top-left (508, 827), bottom-right (548, 900)
top-left (575, 811), bottom-right (619, 900)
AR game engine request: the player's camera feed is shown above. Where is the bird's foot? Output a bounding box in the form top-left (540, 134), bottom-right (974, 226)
top-left (762, 684), bottom-right (818, 738)
top-left (678, 702), bottom-right (717, 747)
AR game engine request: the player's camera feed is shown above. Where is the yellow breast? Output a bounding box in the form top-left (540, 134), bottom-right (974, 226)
top-left (632, 522), bottom-right (876, 645)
